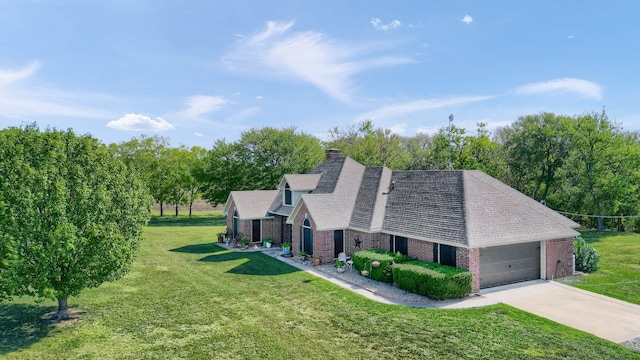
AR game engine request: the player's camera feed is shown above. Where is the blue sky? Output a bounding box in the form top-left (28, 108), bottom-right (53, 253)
top-left (1, 1), bottom-right (638, 147)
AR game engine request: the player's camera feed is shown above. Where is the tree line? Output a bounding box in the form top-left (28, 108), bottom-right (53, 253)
top-left (110, 110), bottom-right (640, 231)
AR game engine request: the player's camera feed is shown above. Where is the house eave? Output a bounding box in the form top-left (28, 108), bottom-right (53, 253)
top-left (471, 230), bottom-right (579, 249)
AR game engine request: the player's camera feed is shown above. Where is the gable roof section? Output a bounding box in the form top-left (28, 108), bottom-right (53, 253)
top-left (225, 190), bottom-right (279, 220)
top-left (382, 171), bottom-right (467, 245)
top-left (288, 157), bottom-right (365, 231)
top-left (463, 171), bottom-right (579, 247)
top-left (279, 174), bottom-right (322, 191)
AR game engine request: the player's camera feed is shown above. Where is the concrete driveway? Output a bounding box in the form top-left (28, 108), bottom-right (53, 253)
top-left (480, 280), bottom-right (640, 346)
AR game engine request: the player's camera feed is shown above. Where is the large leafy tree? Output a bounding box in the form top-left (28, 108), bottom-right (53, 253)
top-left (184, 146), bottom-right (207, 217)
top-left (327, 120), bottom-right (407, 169)
top-left (555, 110), bottom-right (640, 230)
top-left (199, 127), bottom-right (325, 205)
top-left (503, 113), bottom-right (571, 202)
top-left (111, 135), bottom-right (172, 216)
top-left (0, 125), bottom-right (151, 320)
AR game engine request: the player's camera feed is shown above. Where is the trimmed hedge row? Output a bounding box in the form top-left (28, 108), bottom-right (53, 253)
top-left (351, 250), bottom-right (399, 283)
top-left (392, 261), bottom-right (472, 300)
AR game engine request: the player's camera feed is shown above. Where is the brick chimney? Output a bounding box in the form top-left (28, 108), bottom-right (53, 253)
top-left (325, 148), bottom-right (342, 160)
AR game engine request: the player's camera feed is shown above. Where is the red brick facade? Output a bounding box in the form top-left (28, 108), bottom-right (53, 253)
top-left (407, 238), bottom-right (434, 262)
top-left (226, 199), bottom-right (293, 244)
top-left (229, 194), bottom-right (576, 294)
top-left (456, 247), bottom-right (480, 292)
top-left (545, 238), bottom-right (574, 280)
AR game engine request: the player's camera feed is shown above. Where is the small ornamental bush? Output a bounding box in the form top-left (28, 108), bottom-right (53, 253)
top-left (393, 261), bottom-right (472, 300)
top-left (352, 250), bottom-right (404, 283)
top-left (574, 236), bottom-right (600, 273)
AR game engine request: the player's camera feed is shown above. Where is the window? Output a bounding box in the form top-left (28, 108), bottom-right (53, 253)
top-left (389, 235), bottom-right (408, 255)
top-left (284, 183), bottom-right (292, 205)
top-left (433, 243), bottom-right (456, 267)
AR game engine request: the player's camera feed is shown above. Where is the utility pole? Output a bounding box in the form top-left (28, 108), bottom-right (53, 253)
top-left (447, 114), bottom-right (454, 170)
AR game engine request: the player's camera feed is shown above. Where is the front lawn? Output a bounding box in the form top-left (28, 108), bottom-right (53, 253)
top-left (562, 230), bottom-right (640, 305)
top-left (1, 214), bottom-right (636, 359)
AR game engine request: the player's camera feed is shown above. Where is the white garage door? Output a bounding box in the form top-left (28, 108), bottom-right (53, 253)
top-left (480, 242), bottom-right (541, 289)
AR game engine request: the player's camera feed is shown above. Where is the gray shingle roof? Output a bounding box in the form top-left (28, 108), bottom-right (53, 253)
top-left (235, 156), bottom-right (579, 248)
top-left (308, 157), bottom-right (346, 194)
top-left (349, 167), bottom-right (392, 232)
top-left (296, 157), bottom-right (365, 230)
top-left (381, 170), bottom-right (579, 246)
top-left (282, 174), bottom-right (322, 191)
top-left (382, 171), bottom-right (468, 245)
top-left (462, 171), bottom-right (579, 247)
top-left (228, 190), bottom-right (279, 219)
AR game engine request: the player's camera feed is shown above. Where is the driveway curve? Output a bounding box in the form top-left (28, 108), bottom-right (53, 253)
top-left (480, 280), bottom-right (640, 347)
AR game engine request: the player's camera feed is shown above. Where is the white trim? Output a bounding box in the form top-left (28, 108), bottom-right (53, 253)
top-left (540, 240), bottom-right (547, 280)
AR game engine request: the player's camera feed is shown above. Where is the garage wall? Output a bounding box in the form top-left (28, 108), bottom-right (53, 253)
top-left (480, 242), bottom-right (541, 289)
top-left (545, 238), bottom-right (574, 279)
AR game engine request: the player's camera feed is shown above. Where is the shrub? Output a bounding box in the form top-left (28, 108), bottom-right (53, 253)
top-left (392, 261), bottom-right (472, 300)
top-left (574, 236), bottom-right (600, 273)
top-left (351, 250), bottom-right (401, 283)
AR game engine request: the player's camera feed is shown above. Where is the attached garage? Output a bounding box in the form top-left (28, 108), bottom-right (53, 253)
top-left (479, 242), bottom-right (541, 288)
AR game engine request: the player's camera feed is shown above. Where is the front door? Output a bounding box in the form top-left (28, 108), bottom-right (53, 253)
top-left (252, 219), bottom-right (260, 242)
top-left (334, 230), bottom-right (344, 258)
top-left (302, 219), bottom-right (313, 254)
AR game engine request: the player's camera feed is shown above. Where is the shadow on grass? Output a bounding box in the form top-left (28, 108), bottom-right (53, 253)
top-left (0, 303), bottom-right (56, 355)
top-left (147, 215), bottom-right (226, 227)
top-left (200, 251), bottom-right (300, 276)
top-left (170, 243), bottom-right (225, 254)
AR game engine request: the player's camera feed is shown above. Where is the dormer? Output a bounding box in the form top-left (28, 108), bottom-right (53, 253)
top-left (278, 174), bottom-right (322, 207)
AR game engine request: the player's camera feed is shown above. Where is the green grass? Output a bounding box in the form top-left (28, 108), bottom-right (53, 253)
top-left (560, 230), bottom-right (640, 305)
top-left (1, 216), bottom-right (637, 359)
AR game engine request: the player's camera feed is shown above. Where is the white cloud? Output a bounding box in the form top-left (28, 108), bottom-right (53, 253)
top-left (416, 125), bottom-right (440, 135)
top-left (0, 61), bottom-right (41, 87)
top-left (461, 15), bottom-right (473, 24)
top-left (256, 95), bottom-right (264, 100)
top-left (182, 95), bottom-right (228, 118)
top-left (0, 61), bottom-right (116, 119)
top-left (355, 96), bottom-right (496, 122)
top-left (388, 123), bottom-right (408, 135)
top-left (194, 131), bottom-right (204, 137)
top-left (370, 18), bottom-right (402, 31)
top-left (222, 21), bottom-right (412, 103)
top-left (515, 78), bottom-right (603, 100)
top-left (107, 113), bottom-right (174, 131)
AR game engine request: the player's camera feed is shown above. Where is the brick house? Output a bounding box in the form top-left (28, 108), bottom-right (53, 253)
top-left (223, 152), bottom-right (579, 293)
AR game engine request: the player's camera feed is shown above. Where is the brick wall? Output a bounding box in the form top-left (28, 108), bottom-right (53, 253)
top-left (291, 203), bottom-right (316, 255)
top-left (408, 238), bottom-right (433, 261)
top-left (345, 230), bottom-right (382, 255)
top-left (546, 238), bottom-right (574, 280)
top-left (456, 247), bottom-right (480, 293)
top-left (224, 199), bottom-right (257, 242)
top-left (225, 200), bottom-right (235, 236)
top-left (261, 217), bottom-right (281, 244)
top-left (315, 230), bottom-right (333, 264)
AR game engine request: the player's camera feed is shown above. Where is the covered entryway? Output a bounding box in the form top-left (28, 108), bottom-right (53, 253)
top-left (480, 242), bottom-right (540, 288)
